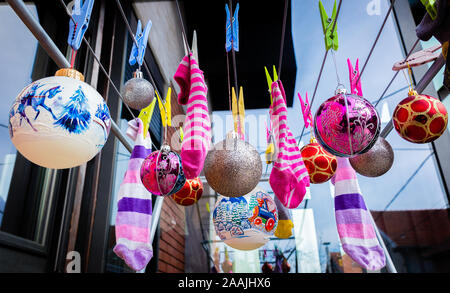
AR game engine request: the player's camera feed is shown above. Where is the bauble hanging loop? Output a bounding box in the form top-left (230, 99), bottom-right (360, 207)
top-left (8, 68), bottom-right (111, 169)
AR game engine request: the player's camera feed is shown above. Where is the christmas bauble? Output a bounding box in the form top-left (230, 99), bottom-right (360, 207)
top-left (300, 141), bottom-right (337, 184)
top-left (121, 70), bottom-right (154, 110)
top-left (213, 186), bottom-right (278, 250)
top-left (349, 137), bottom-right (394, 177)
top-left (8, 68), bottom-right (111, 169)
top-left (171, 177), bottom-right (203, 206)
top-left (393, 92), bottom-right (448, 143)
top-left (314, 90), bottom-right (380, 157)
top-left (204, 134), bottom-right (262, 197)
top-left (140, 145), bottom-right (186, 196)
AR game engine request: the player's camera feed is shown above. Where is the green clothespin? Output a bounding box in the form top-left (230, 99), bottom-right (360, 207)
top-left (264, 65), bottom-right (279, 105)
top-left (319, 0), bottom-right (339, 51)
top-left (138, 98), bottom-right (157, 138)
top-left (420, 0), bottom-right (437, 20)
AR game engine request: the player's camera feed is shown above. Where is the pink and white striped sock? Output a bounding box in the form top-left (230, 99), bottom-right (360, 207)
top-left (175, 53), bottom-right (212, 179)
top-left (113, 118), bottom-right (154, 271)
top-left (334, 157), bottom-right (386, 271)
top-left (269, 80), bottom-right (310, 209)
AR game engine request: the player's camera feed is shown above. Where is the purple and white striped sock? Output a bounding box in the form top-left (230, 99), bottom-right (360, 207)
top-left (334, 157), bottom-right (386, 271)
top-left (113, 118), bottom-right (154, 271)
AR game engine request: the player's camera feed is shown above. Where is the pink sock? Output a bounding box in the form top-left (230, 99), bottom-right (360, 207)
top-left (334, 158), bottom-right (386, 271)
top-left (174, 55), bottom-right (191, 105)
top-left (269, 80), bottom-right (310, 209)
top-left (114, 118), bottom-right (154, 271)
top-left (177, 53), bottom-right (212, 179)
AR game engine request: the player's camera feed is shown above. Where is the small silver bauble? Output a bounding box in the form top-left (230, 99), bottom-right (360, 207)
top-left (349, 136), bottom-right (394, 177)
top-left (204, 133), bottom-right (262, 197)
top-left (121, 70), bottom-right (154, 110)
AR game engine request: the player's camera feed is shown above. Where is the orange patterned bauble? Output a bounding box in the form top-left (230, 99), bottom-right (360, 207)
top-left (393, 92), bottom-right (448, 143)
top-left (300, 141), bottom-right (337, 184)
top-left (171, 177), bottom-right (203, 206)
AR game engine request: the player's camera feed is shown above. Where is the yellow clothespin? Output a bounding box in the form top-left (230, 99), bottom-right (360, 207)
top-left (179, 126), bottom-right (184, 143)
top-left (238, 86), bottom-right (245, 139)
top-left (138, 98), bottom-right (157, 138)
top-left (231, 87), bottom-right (239, 133)
top-left (206, 202), bottom-right (210, 213)
top-left (156, 87), bottom-right (172, 127)
top-left (265, 65), bottom-right (279, 105)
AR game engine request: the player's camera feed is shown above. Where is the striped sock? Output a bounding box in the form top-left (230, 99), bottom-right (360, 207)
top-left (113, 118), bottom-right (154, 271)
top-left (269, 80), bottom-right (310, 209)
top-left (174, 55), bottom-right (191, 105)
top-left (334, 157), bottom-right (386, 271)
top-left (177, 53), bottom-right (212, 179)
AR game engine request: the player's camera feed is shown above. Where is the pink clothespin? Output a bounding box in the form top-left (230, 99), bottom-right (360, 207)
top-left (348, 58), bottom-right (363, 96)
top-left (392, 44), bottom-right (442, 71)
top-left (298, 92), bottom-right (313, 129)
top-left (265, 120), bottom-right (271, 143)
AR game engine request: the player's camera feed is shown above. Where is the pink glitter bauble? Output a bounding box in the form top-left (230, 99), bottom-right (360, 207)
top-left (140, 149), bottom-right (185, 196)
top-left (314, 92), bottom-right (380, 157)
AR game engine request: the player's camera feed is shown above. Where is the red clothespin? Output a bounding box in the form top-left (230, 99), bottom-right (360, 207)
top-left (347, 58), bottom-right (363, 96)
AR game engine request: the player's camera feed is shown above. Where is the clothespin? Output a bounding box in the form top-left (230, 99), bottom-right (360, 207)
top-left (265, 120), bottom-right (275, 164)
top-left (206, 202), bottom-right (210, 213)
top-left (298, 92), bottom-right (314, 128)
top-left (179, 126), bottom-right (184, 142)
top-left (420, 0), bottom-right (437, 20)
top-left (138, 98), bottom-right (157, 139)
top-left (67, 0), bottom-right (95, 51)
top-left (225, 3), bottom-right (239, 52)
top-left (129, 19), bottom-right (152, 67)
top-left (392, 44), bottom-right (442, 71)
top-left (264, 65), bottom-right (279, 105)
top-left (231, 87), bottom-right (239, 134)
top-left (238, 86), bottom-right (245, 140)
top-left (347, 58), bottom-right (363, 96)
top-left (319, 0), bottom-right (339, 51)
top-left (156, 87), bottom-right (172, 127)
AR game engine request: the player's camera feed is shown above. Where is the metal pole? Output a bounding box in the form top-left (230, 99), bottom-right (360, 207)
top-left (6, 0), bottom-right (133, 153)
top-left (380, 54), bottom-right (446, 138)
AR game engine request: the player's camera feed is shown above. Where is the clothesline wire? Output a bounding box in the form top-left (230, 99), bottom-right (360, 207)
top-left (277, 0), bottom-right (289, 79)
top-left (373, 38), bottom-right (420, 107)
top-left (354, 0), bottom-right (396, 86)
top-left (372, 151), bottom-right (435, 225)
top-left (59, 0), bottom-right (137, 121)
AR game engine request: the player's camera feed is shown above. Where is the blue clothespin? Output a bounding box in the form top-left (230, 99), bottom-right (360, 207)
top-left (319, 0), bottom-right (338, 51)
top-left (225, 3), bottom-right (239, 52)
top-left (67, 0), bottom-right (95, 51)
top-left (129, 20), bottom-right (152, 67)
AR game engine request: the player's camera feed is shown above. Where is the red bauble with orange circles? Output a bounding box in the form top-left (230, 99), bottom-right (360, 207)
top-left (393, 92), bottom-right (448, 144)
top-left (300, 141), bottom-right (337, 184)
top-left (171, 177), bottom-right (203, 206)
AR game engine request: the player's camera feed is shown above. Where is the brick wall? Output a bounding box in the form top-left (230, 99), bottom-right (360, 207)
top-left (157, 83), bottom-right (186, 273)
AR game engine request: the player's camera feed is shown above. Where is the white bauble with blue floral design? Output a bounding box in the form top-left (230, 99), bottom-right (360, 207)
top-left (213, 186), bottom-right (278, 251)
top-left (8, 72), bottom-right (111, 169)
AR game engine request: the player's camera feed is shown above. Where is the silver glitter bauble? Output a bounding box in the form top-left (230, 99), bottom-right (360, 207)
top-left (121, 70), bottom-right (154, 110)
top-left (349, 137), bottom-right (394, 177)
top-left (204, 135), bottom-right (262, 197)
